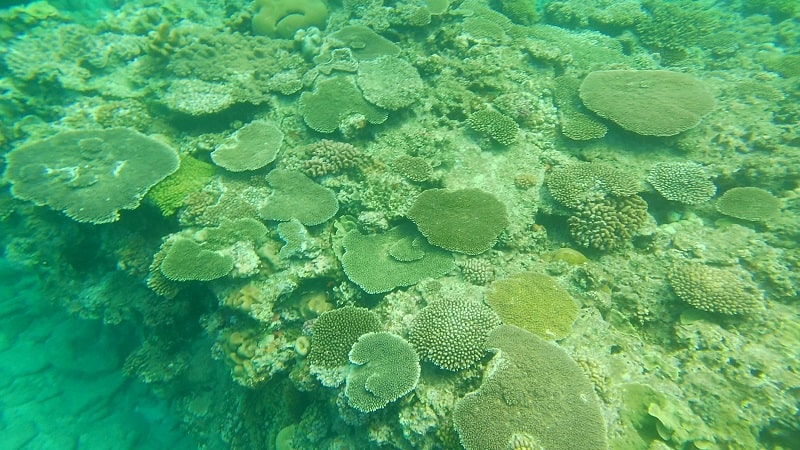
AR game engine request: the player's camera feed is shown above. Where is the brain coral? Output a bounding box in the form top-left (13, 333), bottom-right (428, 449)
top-left (486, 272), bottom-right (579, 340)
top-left (259, 169), bottom-right (339, 226)
top-left (345, 332), bottom-right (420, 413)
top-left (647, 162), bottom-right (716, 205)
top-left (407, 188), bottom-right (509, 255)
top-left (356, 56), bottom-right (424, 111)
top-left (467, 109), bottom-right (519, 145)
top-left (667, 262), bottom-right (763, 315)
top-left (308, 306), bottom-right (382, 386)
top-left (252, 0), bottom-right (329, 39)
top-left (211, 120), bottom-right (284, 172)
top-left (339, 223), bottom-right (454, 294)
top-left (3, 128), bottom-right (179, 224)
top-left (579, 70), bottom-right (715, 136)
top-left (453, 325), bottom-right (608, 450)
top-left (409, 297), bottom-right (501, 371)
top-left (715, 187), bottom-right (780, 222)
top-left (568, 195), bottom-right (649, 251)
top-left (546, 162), bottom-right (641, 208)
top-left (299, 75), bottom-right (388, 133)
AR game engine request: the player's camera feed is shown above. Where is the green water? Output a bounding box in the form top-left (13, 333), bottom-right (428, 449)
top-left (1, 1), bottom-right (798, 449)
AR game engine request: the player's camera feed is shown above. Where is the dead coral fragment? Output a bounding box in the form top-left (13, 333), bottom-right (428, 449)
top-left (3, 128), bottom-right (179, 224)
top-left (579, 70), bottom-right (715, 136)
top-left (407, 188), bottom-right (509, 255)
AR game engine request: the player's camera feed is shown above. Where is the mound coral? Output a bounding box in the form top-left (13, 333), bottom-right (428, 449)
top-left (453, 325), bottom-right (608, 450)
top-left (211, 120), bottom-right (283, 172)
top-left (647, 162), bottom-right (716, 205)
top-left (667, 262), bottom-right (763, 315)
top-left (545, 162), bottom-right (641, 208)
top-left (308, 306), bottom-right (382, 386)
top-left (568, 195), bottom-right (649, 251)
top-left (259, 169), bottom-right (339, 226)
top-left (345, 332), bottom-right (420, 413)
top-left (715, 187), bottom-right (780, 222)
top-left (579, 70), bottom-right (715, 136)
top-left (486, 272), bottom-right (579, 340)
top-left (3, 128), bottom-right (179, 224)
top-left (299, 75), bottom-right (388, 133)
top-left (252, 0), bottom-right (329, 39)
top-left (408, 297), bottom-right (501, 371)
top-left (407, 188), bottom-right (509, 255)
top-left (467, 109), bottom-right (519, 145)
top-left (339, 224), bottom-right (454, 294)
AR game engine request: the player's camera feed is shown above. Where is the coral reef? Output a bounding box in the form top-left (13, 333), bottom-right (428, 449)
top-left (259, 169), bottom-right (339, 226)
top-left (668, 261), bottom-right (764, 315)
top-left (646, 162), bottom-right (716, 205)
top-left (211, 121), bottom-right (284, 172)
top-left (467, 109), bottom-right (520, 145)
top-left (568, 195), bottom-right (649, 251)
top-left (715, 187), bottom-right (781, 222)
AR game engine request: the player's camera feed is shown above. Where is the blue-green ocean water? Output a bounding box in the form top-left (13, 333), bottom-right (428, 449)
top-left (1, 0), bottom-right (799, 449)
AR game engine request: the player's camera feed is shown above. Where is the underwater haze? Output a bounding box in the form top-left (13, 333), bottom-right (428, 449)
top-left (0, 0), bottom-right (798, 449)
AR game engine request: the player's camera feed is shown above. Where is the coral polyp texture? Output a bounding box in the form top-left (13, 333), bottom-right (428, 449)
top-left (3, 128), bottom-right (179, 224)
top-left (408, 296), bottom-right (501, 371)
top-left (467, 109), bottom-right (520, 145)
top-left (567, 195), bottom-right (649, 251)
top-left (579, 70), bottom-right (715, 136)
top-left (647, 162), bottom-right (716, 205)
top-left (667, 262), bottom-right (764, 315)
top-left (407, 188), bottom-right (509, 255)
top-left (211, 120), bottom-right (284, 172)
top-left (356, 56), bottom-right (424, 111)
top-left (308, 306), bottom-right (382, 386)
top-left (715, 187), bottom-right (781, 222)
top-left (545, 162), bottom-right (641, 208)
top-left (453, 325), bottom-right (608, 450)
top-left (486, 272), bottom-right (579, 340)
top-left (345, 332), bottom-right (420, 413)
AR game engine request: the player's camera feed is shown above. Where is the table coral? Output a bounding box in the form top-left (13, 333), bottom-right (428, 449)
top-left (667, 262), bottom-right (764, 315)
top-left (211, 120), bottom-right (284, 172)
top-left (259, 169), bottom-right (339, 226)
top-left (299, 75), bottom-right (389, 133)
top-left (252, 0), bottom-right (329, 39)
top-left (3, 128), bottom-right (179, 224)
top-left (646, 162), bottom-right (716, 205)
top-left (467, 109), bottom-right (519, 145)
top-left (715, 187), bottom-right (781, 222)
top-left (407, 188), bottom-right (509, 255)
top-left (568, 195), bottom-right (649, 251)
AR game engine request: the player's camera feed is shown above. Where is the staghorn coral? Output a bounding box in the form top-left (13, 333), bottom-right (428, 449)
top-left (3, 128), bottom-right (179, 224)
top-left (408, 296), bottom-right (501, 371)
top-left (486, 272), bottom-right (579, 340)
top-left (647, 162), bottom-right (716, 205)
top-left (715, 187), bottom-right (781, 222)
top-left (344, 332), bottom-right (420, 413)
top-left (453, 325), bottom-right (607, 450)
top-left (667, 262), bottom-right (764, 315)
top-left (568, 195), bottom-right (649, 251)
top-left (407, 188), bottom-right (509, 255)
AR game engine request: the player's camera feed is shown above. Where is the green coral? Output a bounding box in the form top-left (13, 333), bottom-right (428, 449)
top-left (391, 155), bottom-right (434, 183)
top-left (159, 237), bottom-right (234, 282)
top-left (467, 109), bottom-right (519, 145)
top-left (568, 195), bottom-right (649, 251)
top-left (324, 26), bottom-right (401, 61)
top-left (211, 120), bottom-right (283, 172)
top-left (147, 155), bottom-right (216, 216)
top-left (715, 187), bottom-right (781, 222)
top-left (647, 162), bottom-right (716, 205)
top-left (636, 0), bottom-right (720, 55)
top-left (276, 219), bottom-right (308, 259)
top-left (486, 272), bottom-right (579, 340)
top-left (357, 56), bottom-right (424, 111)
top-left (545, 162), bottom-right (641, 208)
top-left (408, 296), bottom-right (501, 371)
top-left (407, 188), bottom-right (509, 255)
top-left (339, 223), bottom-right (454, 294)
top-left (252, 0), bottom-right (329, 38)
top-left (579, 70), bottom-right (715, 136)
top-left (552, 75), bottom-right (608, 140)
top-left (453, 325), bottom-right (608, 450)
top-left (259, 169), bottom-right (339, 226)
top-left (494, 0), bottom-right (539, 25)
top-left (345, 332), bottom-right (420, 413)
top-left (668, 262), bottom-right (763, 315)
top-left (308, 306), bottom-right (382, 386)
top-left (299, 75), bottom-right (389, 133)
top-left (3, 128), bottom-right (180, 224)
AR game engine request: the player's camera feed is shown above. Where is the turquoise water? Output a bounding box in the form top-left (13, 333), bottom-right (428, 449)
top-left (1, 1), bottom-right (798, 449)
